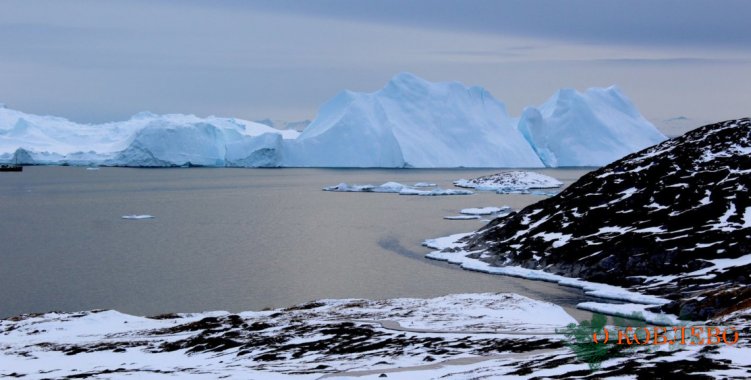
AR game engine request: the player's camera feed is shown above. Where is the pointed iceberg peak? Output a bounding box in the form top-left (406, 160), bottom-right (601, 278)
top-left (387, 72), bottom-right (430, 87)
top-left (604, 84), bottom-right (623, 94)
top-left (380, 72), bottom-right (435, 98)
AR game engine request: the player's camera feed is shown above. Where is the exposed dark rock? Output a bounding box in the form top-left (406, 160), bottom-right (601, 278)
top-left (461, 118), bottom-right (751, 319)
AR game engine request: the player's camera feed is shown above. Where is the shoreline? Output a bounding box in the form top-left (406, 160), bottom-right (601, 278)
top-left (423, 232), bottom-right (683, 325)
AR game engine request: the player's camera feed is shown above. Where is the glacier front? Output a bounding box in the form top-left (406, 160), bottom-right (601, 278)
top-left (0, 73), bottom-right (667, 168)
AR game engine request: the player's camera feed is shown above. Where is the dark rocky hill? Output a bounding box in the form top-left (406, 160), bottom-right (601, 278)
top-left (460, 118), bottom-right (751, 320)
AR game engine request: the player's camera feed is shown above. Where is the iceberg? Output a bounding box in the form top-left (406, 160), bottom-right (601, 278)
top-left (0, 107), bottom-right (297, 167)
top-left (517, 86), bottom-right (667, 167)
top-left (0, 74), bottom-right (667, 168)
top-left (281, 72), bottom-right (544, 168)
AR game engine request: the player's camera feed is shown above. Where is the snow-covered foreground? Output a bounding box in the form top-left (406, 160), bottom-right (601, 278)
top-left (0, 73), bottom-right (665, 168)
top-left (2, 293), bottom-right (748, 379)
top-left (0, 294), bottom-right (572, 379)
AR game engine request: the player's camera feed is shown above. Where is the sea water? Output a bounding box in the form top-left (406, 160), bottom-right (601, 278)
top-left (0, 166), bottom-right (597, 319)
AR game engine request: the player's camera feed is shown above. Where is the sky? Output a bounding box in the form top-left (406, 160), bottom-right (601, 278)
top-left (1, 0), bottom-right (749, 132)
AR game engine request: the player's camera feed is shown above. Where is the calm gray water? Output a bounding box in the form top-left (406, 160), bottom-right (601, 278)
top-left (0, 167), bottom-right (597, 319)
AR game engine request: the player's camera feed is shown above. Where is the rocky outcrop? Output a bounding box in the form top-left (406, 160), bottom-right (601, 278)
top-left (461, 118), bottom-right (751, 320)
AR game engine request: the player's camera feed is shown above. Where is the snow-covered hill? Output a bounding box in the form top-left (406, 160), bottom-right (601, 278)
top-left (0, 73), bottom-right (667, 168)
top-left (2, 294), bottom-right (749, 378)
top-left (438, 118), bottom-right (751, 320)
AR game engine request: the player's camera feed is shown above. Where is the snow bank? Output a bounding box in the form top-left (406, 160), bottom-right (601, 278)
top-left (423, 233), bottom-right (669, 306)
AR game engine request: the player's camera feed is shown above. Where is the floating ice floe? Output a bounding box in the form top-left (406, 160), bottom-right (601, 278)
top-left (444, 215), bottom-right (481, 220)
top-left (454, 171), bottom-right (563, 194)
top-left (323, 182), bottom-right (404, 193)
top-left (324, 182), bottom-right (473, 196)
top-left (460, 206), bottom-right (511, 215)
top-left (413, 182), bottom-right (437, 187)
top-left (121, 215), bottom-right (155, 220)
top-left (399, 188), bottom-right (473, 196)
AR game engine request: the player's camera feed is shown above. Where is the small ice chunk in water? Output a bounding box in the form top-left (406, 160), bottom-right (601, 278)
top-left (399, 188), bottom-right (473, 196)
top-left (413, 182), bottom-right (437, 187)
top-left (122, 215), bottom-right (155, 220)
top-left (444, 215), bottom-right (481, 220)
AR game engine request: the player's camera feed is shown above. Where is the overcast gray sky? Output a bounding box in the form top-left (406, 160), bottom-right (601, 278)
top-left (1, 0), bottom-right (749, 127)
